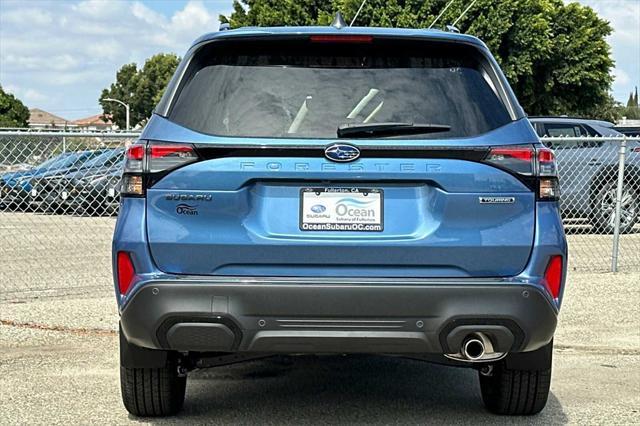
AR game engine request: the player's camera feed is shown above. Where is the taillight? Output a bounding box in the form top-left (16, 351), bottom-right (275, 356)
top-left (483, 145), bottom-right (559, 201)
top-left (121, 141), bottom-right (199, 196)
top-left (149, 144), bottom-right (199, 173)
top-left (125, 145), bottom-right (144, 172)
top-left (543, 255), bottom-right (563, 301)
top-left (485, 147), bottom-right (534, 175)
top-left (537, 147), bottom-right (557, 176)
top-left (117, 251), bottom-right (136, 295)
top-left (121, 175), bottom-right (144, 196)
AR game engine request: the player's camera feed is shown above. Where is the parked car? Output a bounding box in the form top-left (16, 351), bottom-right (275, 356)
top-left (529, 117), bottom-right (639, 233)
top-left (0, 163), bottom-right (31, 173)
top-left (29, 148), bottom-right (124, 214)
top-left (0, 151), bottom-right (104, 210)
top-left (114, 25), bottom-right (567, 417)
top-left (61, 148), bottom-right (124, 215)
top-left (529, 116), bottom-right (621, 138)
top-left (614, 119), bottom-right (640, 137)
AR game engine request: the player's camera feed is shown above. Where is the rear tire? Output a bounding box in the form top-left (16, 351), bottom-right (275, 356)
top-left (120, 360), bottom-right (186, 417)
top-left (479, 344), bottom-right (552, 415)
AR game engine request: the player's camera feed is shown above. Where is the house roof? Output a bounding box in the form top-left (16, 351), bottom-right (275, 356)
top-left (28, 108), bottom-right (71, 126)
top-left (72, 114), bottom-right (113, 126)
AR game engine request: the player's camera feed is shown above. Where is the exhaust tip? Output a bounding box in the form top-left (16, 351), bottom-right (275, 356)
top-left (462, 337), bottom-right (485, 360)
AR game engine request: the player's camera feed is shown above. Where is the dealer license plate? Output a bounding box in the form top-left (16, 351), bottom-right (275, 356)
top-left (300, 188), bottom-right (383, 232)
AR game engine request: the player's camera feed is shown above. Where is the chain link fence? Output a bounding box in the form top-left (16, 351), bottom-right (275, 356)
top-left (0, 131), bottom-right (638, 301)
top-left (541, 136), bottom-right (640, 272)
top-left (0, 131), bottom-right (138, 301)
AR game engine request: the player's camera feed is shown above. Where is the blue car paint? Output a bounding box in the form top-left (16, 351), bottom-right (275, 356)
top-left (114, 198), bottom-right (566, 309)
top-left (113, 27), bottom-right (567, 309)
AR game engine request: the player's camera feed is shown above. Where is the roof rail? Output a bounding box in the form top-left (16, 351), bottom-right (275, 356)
top-left (219, 23), bottom-right (231, 31)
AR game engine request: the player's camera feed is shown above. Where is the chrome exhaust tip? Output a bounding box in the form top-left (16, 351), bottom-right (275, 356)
top-left (462, 337), bottom-right (486, 360)
top-left (444, 331), bottom-right (507, 363)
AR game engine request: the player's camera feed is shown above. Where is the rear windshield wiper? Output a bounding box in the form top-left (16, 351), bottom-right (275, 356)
top-left (337, 122), bottom-right (451, 138)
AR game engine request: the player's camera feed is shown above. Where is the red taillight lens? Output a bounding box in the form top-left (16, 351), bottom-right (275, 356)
top-left (117, 251), bottom-right (136, 295)
top-left (537, 146), bottom-right (559, 200)
top-left (126, 145), bottom-right (145, 160)
top-left (485, 146), bottom-right (535, 175)
top-left (310, 35), bottom-right (373, 43)
top-left (537, 147), bottom-right (557, 176)
top-left (543, 255), bottom-right (563, 300)
top-left (483, 145), bottom-right (559, 200)
top-left (148, 143), bottom-right (198, 173)
top-left (124, 144), bottom-right (144, 173)
top-left (121, 142), bottom-right (199, 196)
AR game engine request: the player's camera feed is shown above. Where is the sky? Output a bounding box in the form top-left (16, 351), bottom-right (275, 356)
top-left (0, 0), bottom-right (638, 121)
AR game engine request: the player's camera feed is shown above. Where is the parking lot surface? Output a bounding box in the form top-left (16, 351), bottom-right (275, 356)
top-left (0, 215), bottom-right (639, 424)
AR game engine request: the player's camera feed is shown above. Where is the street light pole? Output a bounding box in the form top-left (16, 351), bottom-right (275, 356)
top-left (103, 98), bottom-right (131, 131)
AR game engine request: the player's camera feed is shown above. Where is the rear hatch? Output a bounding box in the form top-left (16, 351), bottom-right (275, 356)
top-left (143, 34), bottom-right (537, 278)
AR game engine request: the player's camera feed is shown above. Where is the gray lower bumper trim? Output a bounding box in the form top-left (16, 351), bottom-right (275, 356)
top-left (120, 278), bottom-right (558, 355)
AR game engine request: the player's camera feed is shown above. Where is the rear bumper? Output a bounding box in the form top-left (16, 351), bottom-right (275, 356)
top-left (119, 277), bottom-right (558, 355)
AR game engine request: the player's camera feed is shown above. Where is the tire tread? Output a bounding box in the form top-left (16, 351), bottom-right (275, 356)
top-left (479, 353), bottom-right (552, 415)
top-left (120, 362), bottom-right (186, 417)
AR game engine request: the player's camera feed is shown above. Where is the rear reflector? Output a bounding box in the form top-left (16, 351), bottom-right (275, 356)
top-left (117, 252), bottom-right (136, 295)
top-left (543, 255), bottom-right (563, 300)
top-left (310, 35), bottom-right (373, 43)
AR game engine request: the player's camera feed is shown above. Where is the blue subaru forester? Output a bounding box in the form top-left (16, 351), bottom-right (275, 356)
top-left (113, 25), bottom-right (567, 417)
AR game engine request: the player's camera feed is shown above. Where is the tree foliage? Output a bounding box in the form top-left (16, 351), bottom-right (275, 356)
top-left (222, 0), bottom-right (615, 120)
top-left (0, 86), bottom-right (30, 128)
top-left (627, 87), bottom-right (639, 108)
top-left (100, 53), bottom-right (180, 129)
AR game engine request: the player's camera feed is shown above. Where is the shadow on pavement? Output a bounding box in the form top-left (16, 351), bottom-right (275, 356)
top-left (136, 355), bottom-right (568, 425)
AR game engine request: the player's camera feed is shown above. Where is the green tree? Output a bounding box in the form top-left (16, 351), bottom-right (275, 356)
top-left (627, 92), bottom-right (635, 107)
top-left (0, 86), bottom-right (30, 128)
top-left (222, 0), bottom-right (615, 120)
top-left (634, 86), bottom-right (638, 107)
top-left (100, 53), bottom-right (180, 129)
top-left (621, 106), bottom-right (640, 120)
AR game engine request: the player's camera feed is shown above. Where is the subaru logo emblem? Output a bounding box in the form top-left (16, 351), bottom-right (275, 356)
top-left (324, 144), bottom-right (360, 162)
top-left (311, 204), bottom-right (326, 213)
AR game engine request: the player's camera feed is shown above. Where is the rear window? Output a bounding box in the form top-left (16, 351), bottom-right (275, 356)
top-left (544, 123), bottom-right (588, 138)
top-left (167, 39), bottom-right (512, 139)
